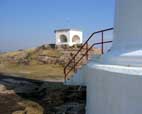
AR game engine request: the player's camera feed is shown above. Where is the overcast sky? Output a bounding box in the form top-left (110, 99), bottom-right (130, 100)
top-left (0, 0), bottom-right (115, 52)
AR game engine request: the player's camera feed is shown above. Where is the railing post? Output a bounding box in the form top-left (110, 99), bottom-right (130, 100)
top-left (101, 32), bottom-right (104, 54)
top-left (73, 57), bottom-right (76, 72)
top-left (86, 43), bottom-right (89, 60)
top-left (64, 68), bottom-right (66, 81)
top-left (64, 28), bottom-right (113, 81)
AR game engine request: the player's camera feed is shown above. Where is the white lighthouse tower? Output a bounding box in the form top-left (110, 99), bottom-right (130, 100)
top-left (66, 0), bottom-right (142, 114)
top-left (102, 0), bottom-right (142, 66)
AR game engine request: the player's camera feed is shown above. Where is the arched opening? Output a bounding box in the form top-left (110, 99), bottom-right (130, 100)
top-left (59, 35), bottom-right (68, 43)
top-left (72, 35), bottom-right (80, 43)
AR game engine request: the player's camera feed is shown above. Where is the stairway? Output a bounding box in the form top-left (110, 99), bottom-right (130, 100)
top-left (64, 28), bottom-right (113, 86)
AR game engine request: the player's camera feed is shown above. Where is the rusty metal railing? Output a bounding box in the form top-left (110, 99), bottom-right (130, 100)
top-left (64, 28), bottom-right (114, 80)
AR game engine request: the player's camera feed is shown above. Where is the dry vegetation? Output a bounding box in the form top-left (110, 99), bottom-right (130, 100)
top-left (0, 45), bottom-right (65, 80)
top-left (0, 64), bottom-right (64, 80)
top-left (0, 44), bottom-right (101, 81)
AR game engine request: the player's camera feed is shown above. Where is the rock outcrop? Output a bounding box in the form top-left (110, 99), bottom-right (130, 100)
top-left (0, 44), bottom-right (101, 69)
top-left (0, 75), bottom-right (86, 114)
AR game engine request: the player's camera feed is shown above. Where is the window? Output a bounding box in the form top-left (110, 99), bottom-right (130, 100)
top-left (60, 35), bottom-right (67, 43)
top-left (72, 35), bottom-right (80, 43)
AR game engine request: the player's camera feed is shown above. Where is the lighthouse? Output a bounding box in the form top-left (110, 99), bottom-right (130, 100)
top-left (65, 0), bottom-right (142, 114)
top-left (86, 0), bottom-right (142, 114)
top-left (102, 0), bottom-right (142, 66)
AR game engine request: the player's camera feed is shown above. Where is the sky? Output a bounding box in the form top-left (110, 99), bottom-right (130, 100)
top-left (0, 0), bottom-right (115, 52)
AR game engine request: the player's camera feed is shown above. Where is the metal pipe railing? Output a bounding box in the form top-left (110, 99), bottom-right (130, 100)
top-left (64, 28), bottom-right (113, 80)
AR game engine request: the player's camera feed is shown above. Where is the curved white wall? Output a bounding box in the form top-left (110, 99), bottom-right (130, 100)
top-left (86, 64), bottom-right (142, 114)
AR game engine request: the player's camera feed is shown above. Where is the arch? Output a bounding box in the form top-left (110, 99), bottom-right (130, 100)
top-left (72, 35), bottom-right (80, 43)
top-left (59, 34), bottom-right (68, 43)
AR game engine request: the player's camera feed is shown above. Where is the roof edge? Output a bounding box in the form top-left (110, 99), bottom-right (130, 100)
top-left (54, 28), bottom-right (82, 33)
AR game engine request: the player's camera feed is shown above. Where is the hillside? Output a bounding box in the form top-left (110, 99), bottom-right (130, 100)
top-left (0, 44), bottom-right (101, 81)
top-left (0, 44), bottom-right (101, 114)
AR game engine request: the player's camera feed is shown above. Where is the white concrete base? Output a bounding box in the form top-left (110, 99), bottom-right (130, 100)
top-left (64, 65), bottom-right (87, 86)
top-left (86, 63), bottom-right (142, 114)
top-left (64, 55), bottom-right (101, 86)
top-left (100, 50), bottom-right (142, 67)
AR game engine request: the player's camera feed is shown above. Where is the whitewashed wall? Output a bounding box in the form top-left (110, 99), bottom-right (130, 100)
top-left (55, 31), bottom-right (70, 45)
top-left (69, 30), bottom-right (83, 45)
top-left (102, 0), bottom-right (142, 66)
top-left (86, 63), bottom-right (142, 114)
top-left (55, 30), bottom-right (83, 46)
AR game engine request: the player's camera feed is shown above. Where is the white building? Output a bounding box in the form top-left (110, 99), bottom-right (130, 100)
top-left (55, 29), bottom-right (83, 46)
top-left (65, 0), bottom-right (142, 114)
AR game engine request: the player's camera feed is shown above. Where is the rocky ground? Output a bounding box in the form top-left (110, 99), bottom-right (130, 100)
top-left (0, 44), bottom-right (101, 67)
top-left (0, 74), bottom-right (86, 114)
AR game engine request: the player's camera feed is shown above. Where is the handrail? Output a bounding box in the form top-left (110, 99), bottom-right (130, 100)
top-left (64, 28), bottom-right (114, 80)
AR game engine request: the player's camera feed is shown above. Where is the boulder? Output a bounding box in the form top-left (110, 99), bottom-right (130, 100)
top-left (12, 110), bottom-right (26, 114)
top-left (0, 84), bottom-right (7, 92)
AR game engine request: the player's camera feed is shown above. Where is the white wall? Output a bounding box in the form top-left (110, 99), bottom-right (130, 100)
top-left (65, 65), bottom-right (87, 86)
top-left (102, 0), bottom-right (142, 66)
top-left (69, 30), bottom-right (83, 45)
top-left (55, 31), bottom-right (70, 45)
top-left (55, 30), bottom-right (83, 46)
top-left (112, 0), bottom-right (142, 51)
top-left (86, 63), bottom-right (142, 114)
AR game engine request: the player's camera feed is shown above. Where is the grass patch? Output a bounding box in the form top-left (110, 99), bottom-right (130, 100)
top-left (40, 49), bottom-right (63, 58)
top-left (0, 51), bottom-right (25, 59)
top-left (0, 63), bottom-right (64, 81)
